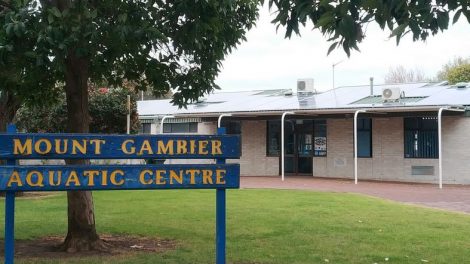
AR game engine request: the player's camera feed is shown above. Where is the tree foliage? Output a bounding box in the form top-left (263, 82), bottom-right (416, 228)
top-left (384, 65), bottom-right (427, 84)
top-left (436, 57), bottom-right (470, 81)
top-left (446, 63), bottom-right (470, 84)
top-left (15, 86), bottom-right (140, 134)
top-left (0, 0), bottom-right (56, 132)
top-left (267, 0), bottom-right (470, 56)
top-left (18, 0), bottom-right (258, 106)
top-left (1, 0), bottom-right (259, 252)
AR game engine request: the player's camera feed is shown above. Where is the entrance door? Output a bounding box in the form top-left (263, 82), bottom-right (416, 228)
top-left (283, 120), bottom-right (313, 175)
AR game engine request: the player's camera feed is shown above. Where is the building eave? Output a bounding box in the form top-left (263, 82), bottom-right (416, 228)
top-left (140, 104), bottom-right (466, 119)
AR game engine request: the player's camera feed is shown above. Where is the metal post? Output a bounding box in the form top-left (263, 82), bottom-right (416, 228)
top-left (332, 64), bottom-right (335, 90)
top-left (281, 112), bottom-right (294, 181)
top-left (438, 108), bottom-right (444, 189)
top-left (5, 124), bottom-right (17, 264)
top-left (216, 127), bottom-right (226, 264)
top-left (332, 60), bottom-right (343, 89)
top-left (354, 110), bottom-right (366, 184)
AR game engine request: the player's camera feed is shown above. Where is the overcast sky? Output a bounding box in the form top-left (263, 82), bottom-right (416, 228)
top-left (215, 6), bottom-right (470, 93)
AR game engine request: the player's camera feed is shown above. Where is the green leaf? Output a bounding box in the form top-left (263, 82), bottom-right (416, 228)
top-left (342, 41), bottom-right (351, 57)
top-left (327, 42), bottom-right (337, 55)
top-left (464, 10), bottom-right (470, 24)
top-left (453, 9), bottom-right (462, 24)
top-left (315, 12), bottom-right (334, 28)
top-left (5, 24), bottom-right (13, 35)
top-left (51, 7), bottom-right (62, 18)
top-left (339, 15), bottom-right (355, 38)
top-left (390, 23), bottom-right (407, 38)
top-left (436, 11), bottom-right (449, 30)
top-left (13, 23), bottom-right (21, 37)
top-left (48, 13), bottom-right (54, 24)
top-left (90, 9), bottom-right (98, 19)
top-left (118, 13), bottom-right (128, 23)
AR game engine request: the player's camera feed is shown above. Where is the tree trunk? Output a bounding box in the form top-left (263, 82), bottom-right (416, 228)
top-left (60, 51), bottom-right (106, 252)
top-left (0, 90), bottom-right (21, 196)
top-left (0, 90), bottom-right (20, 133)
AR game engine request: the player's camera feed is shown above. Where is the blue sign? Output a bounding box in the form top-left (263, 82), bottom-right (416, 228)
top-left (0, 164), bottom-right (240, 191)
top-left (1, 126), bottom-right (239, 264)
top-left (0, 134), bottom-right (240, 159)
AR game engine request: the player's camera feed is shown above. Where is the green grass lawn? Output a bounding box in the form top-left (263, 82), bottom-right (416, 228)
top-left (2, 189), bottom-right (470, 263)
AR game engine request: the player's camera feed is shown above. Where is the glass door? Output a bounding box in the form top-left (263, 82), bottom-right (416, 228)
top-left (296, 121), bottom-right (313, 174)
top-left (282, 120), bottom-right (313, 175)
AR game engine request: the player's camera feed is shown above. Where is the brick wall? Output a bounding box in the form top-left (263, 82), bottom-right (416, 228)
top-left (312, 116), bottom-right (470, 184)
top-left (442, 116), bottom-right (470, 184)
top-left (237, 121), bottom-right (279, 176)
top-left (151, 116), bottom-right (470, 184)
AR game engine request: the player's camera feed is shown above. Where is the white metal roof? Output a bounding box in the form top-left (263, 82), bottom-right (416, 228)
top-left (137, 82), bottom-right (469, 118)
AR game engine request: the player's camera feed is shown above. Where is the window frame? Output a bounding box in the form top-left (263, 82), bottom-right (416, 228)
top-left (141, 123), bottom-right (152, 134)
top-left (162, 122), bottom-right (198, 134)
top-left (220, 120), bottom-right (241, 135)
top-left (356, 118), bottom-right (372, 158)
top-left (266, 120), bottom-right (281, 157)
top-left (404, 117), bottom-right (439, 159)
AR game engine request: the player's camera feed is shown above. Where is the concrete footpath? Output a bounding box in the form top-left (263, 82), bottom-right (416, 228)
top-left (241, 176), bottom-right (470, 214)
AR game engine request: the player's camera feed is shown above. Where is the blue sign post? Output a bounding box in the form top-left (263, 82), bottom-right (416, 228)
top-left (216, 127), bottom-right (227, 264)
top-left (4, 124), bottom-right (17, 264)
top-left (0, 127), bottom-right (240, 264)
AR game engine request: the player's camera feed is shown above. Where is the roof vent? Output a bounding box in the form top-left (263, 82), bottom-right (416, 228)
top-left (454, 82), bottom-right (469, 89)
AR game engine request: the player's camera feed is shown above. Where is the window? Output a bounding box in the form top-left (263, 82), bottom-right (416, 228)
top-left (313, 120), bottom-right (327, 156)
top-left (404, 117), bottom-right (438, 158)
top-left (267, 120), bottom-right (281, 156)
top-left (221, 121), bottom-right (241, 135)
top-left (163, 122), bottom-right (198, 133)
top-left (141, 123), bottom-right (151, 134)
top-left (357, 118), bottom-right (372, 158)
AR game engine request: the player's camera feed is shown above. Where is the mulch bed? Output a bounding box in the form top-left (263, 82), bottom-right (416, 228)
top-left (0, 234), bottom-right (177, 259)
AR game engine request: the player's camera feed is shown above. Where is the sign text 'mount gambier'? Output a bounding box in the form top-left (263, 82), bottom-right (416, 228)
top-left (0, 164), bottom-right (240, 191)
top-left (0, 134), bottom-right (240, 159)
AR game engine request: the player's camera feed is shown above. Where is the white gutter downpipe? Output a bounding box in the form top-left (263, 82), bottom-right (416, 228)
top-left (438, 107), bottom-right (465, 189)
top-left (281, 111), bottom-right (295, 181)
top-left (218, 113), bottom-right (233, 128)
top-left (354, 110), bottom-right (366, 184)
top-left (160, 115), bottom-right (175, 134)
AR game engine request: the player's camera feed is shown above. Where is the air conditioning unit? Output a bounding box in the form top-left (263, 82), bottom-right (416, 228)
top-left (297, 79), bottom-right (315, 93)
top-left (382, 87), bottom-right (401, 102)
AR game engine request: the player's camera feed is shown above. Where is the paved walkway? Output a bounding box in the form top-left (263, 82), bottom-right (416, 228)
top-left (241, 176), bottom-right (470, 214)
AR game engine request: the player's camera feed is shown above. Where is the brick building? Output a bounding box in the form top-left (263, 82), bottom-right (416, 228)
top-left (137, 81), bottom-right (470, 186)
